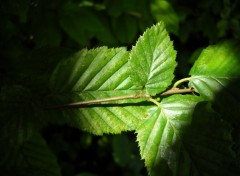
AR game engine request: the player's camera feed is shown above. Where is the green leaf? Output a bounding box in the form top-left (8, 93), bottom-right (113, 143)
top-left (136, 95), bottom-right (239, 175)
top-left (189, 41), bottom-right (240, 123)
top-left (0, 85), bottom-right (43, 144)
top-left (59, 4), bottom-right (115, 46)
top-left (129, 22), bottom-right (177, 95)
top-left (189, 40), bottom-right (240, 100)
top-left (105, 0), bottom-right (124, 17)
top-left (136, 95), bottom-right (201, 175)
top-left (49, 47), bottom-right (150, 135)
top-left (59, 5), bottom-right (95, 45)
top-left (112, 14), bottom-right (138, 44)
top-left (0, 134), bottom-right (61, 176)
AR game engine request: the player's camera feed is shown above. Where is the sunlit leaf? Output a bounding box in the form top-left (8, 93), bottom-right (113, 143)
top-left (189, 40), bottom-right (240, 99)
top-left (49, 47), bottom-right (150, 135)
top-left (129, 22), bottom-right (177, 95)
top-left (137, 95), bottom-right (201, 175)
top-left (189, 40), bottom-right (240, 123)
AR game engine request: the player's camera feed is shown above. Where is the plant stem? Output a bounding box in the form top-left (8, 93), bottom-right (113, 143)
top-left (49, 94), bottom-right (151, 108)
top-left (160, 87), bottom-right (194, 96)
top-left (48, 88), bottom-right (195, 109)
top-left (173, 77), bottom-right (192, 88)
top-left (149, 98), bottom-right (161, 107)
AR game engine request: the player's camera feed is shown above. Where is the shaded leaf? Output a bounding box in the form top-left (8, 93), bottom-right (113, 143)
top-left (181, 102), bottom-right (240, 176)
top-left (150, 0), bottom-right (179, 34)
top-left (49, 47), bottom-right (150, 135)
top-left (112, 14), bottom-right (138, 44)
top-left (129, 22), bottom-right (177, 95)
top-left (105, 0), bottom-right (124, 17)
top-left (59, 4), bottom-right (115, 46)
top-left (0, 85), bottom-right (61, 175)
top-left (0, 85), bottom-right (43, 145)
top-left (0, 134), bottom-right (61, 176)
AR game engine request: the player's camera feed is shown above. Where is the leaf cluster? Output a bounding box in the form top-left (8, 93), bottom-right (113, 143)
top-left (48, 23), bottom-right (240, 175)
top-left (1, 0), bottom-right (240, 176)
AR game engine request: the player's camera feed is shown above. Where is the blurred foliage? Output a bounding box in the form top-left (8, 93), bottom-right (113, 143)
top-left (1, 0), bottom-right (240, 175)
top-left (43, 126), bottom-right (146, 176)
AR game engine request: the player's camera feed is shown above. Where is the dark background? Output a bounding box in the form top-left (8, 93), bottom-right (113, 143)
top-left (1, 0), bottom-right (240, 175)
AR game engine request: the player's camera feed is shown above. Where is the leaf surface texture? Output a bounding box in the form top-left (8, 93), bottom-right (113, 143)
top-left (50, 47), bottom-right (150, 134)
top-left (129, 22), bottom-right (177, 95)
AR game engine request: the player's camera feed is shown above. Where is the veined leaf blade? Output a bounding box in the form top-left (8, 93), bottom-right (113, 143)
top-left (189, 40), bottom-right (240, 100)
top-left (137, 95), bottom-right (201, 175)
top-left (49, 47), bottom-right (150, 135)
top-left (129, 22), bottom-right (177, 95)
top-left (189, 40), bottom-right (240, 123)
top-left (136, 95), bottom-right (239, 175)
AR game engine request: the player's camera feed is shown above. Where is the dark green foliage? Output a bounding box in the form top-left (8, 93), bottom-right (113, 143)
top-left (1, 0), bottom-right (240, 176)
